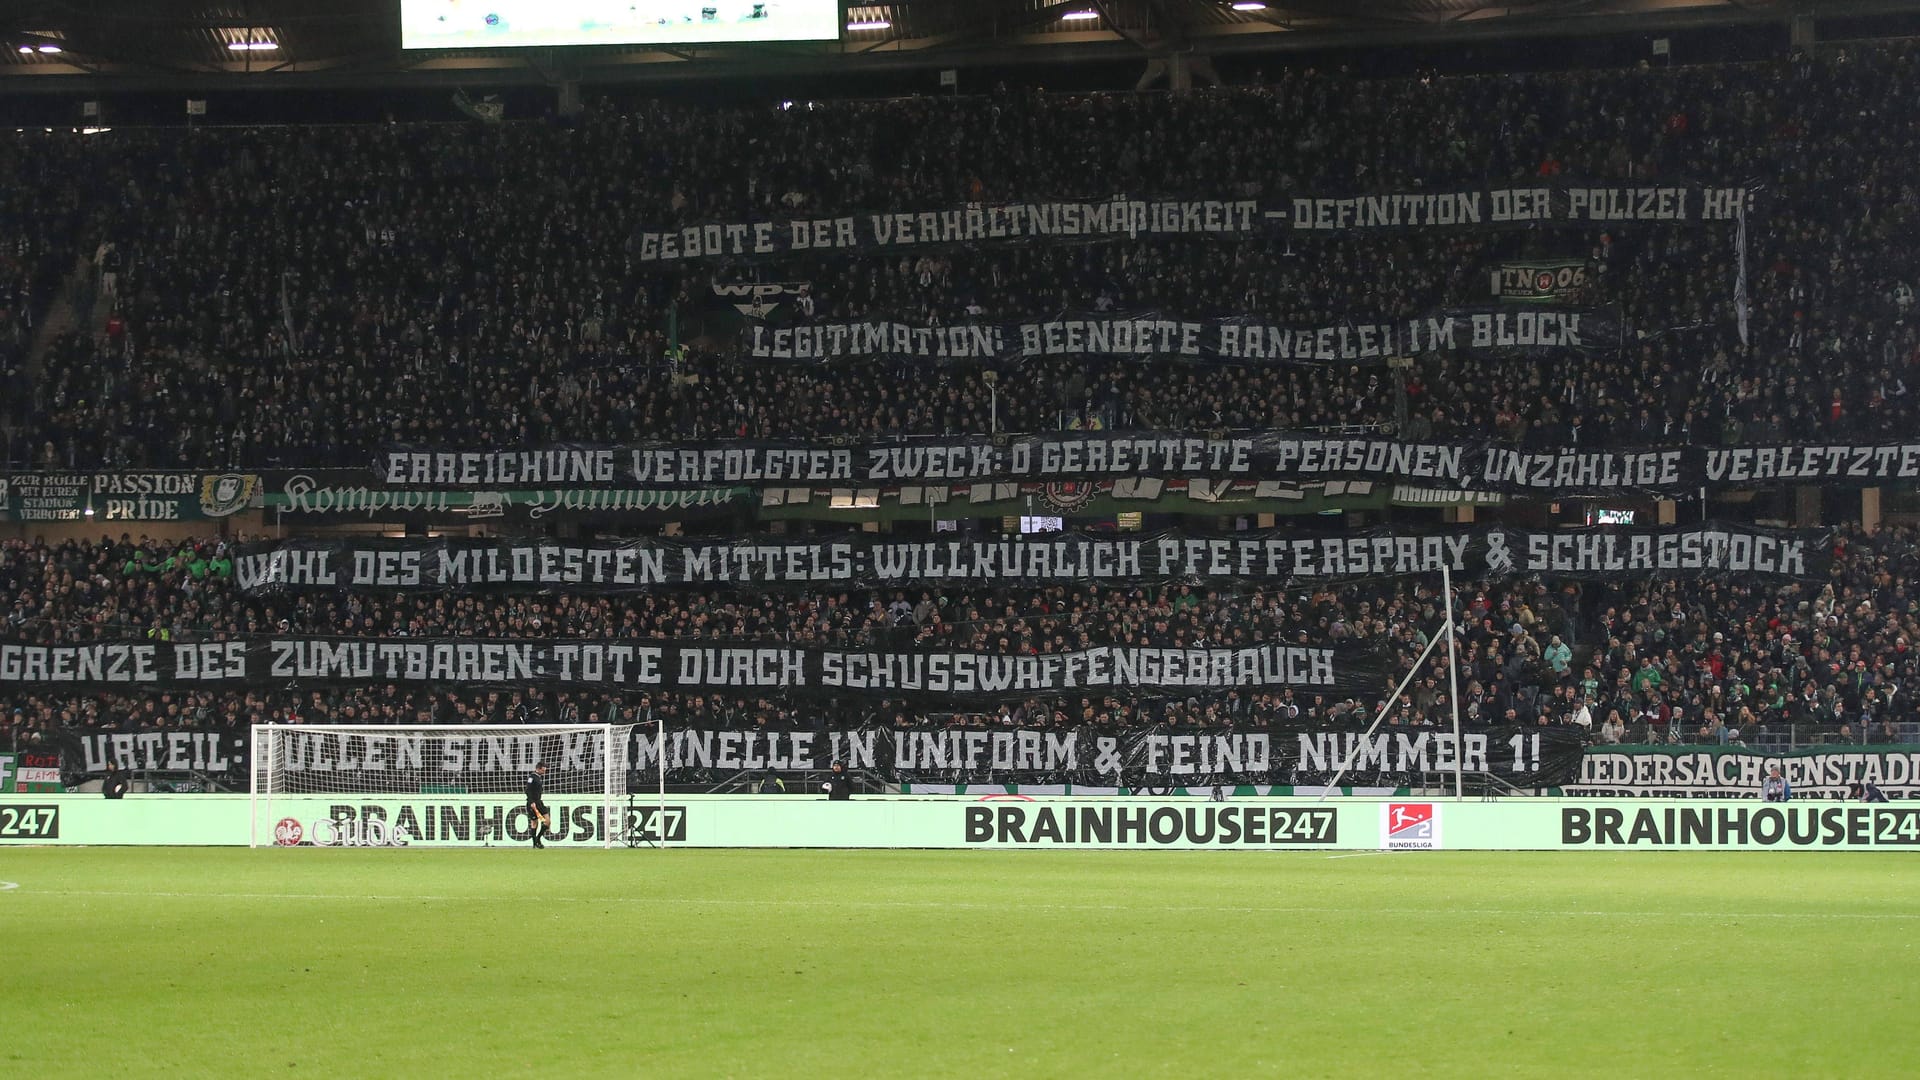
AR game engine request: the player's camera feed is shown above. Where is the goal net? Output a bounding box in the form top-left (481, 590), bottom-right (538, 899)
top-left (250, 724), bottom-right (638, 848)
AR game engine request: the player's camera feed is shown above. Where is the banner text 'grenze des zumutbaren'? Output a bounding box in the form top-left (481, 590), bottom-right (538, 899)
top-left (0, 637), bottom-right (1387, 701)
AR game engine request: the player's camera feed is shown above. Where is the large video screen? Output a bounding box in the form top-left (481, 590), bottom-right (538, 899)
top-left (401, 1), bottom-right (843, 49)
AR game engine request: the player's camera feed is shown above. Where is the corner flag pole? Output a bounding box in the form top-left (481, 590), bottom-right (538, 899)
top-left (1443, 563), bottom-right (1464, 800)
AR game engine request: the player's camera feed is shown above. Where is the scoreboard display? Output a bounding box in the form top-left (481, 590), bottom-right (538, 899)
top-left (401, 1), bottom-right (844, 49)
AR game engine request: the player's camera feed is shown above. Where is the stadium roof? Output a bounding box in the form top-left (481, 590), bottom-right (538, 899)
top-left (2, 0), bottom-right (1917, 91)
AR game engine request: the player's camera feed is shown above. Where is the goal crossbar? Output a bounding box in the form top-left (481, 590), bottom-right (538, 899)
top-left (249, 723), bottom-right (643, 848)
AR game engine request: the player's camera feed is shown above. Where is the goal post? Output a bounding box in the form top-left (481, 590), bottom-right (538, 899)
top-left (249, 723), bottom-right (640, 848)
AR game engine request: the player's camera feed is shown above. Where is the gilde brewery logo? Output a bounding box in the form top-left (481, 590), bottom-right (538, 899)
top-left (1383, 802), bottom-right (1441, 849)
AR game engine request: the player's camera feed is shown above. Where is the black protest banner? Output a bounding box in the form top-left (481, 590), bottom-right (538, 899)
top-left (373, 435), bottom-right (1920, 495)
top-left (742, 307), bottom-right (1623, 364)
top-left (776, 722), bottom-right (1584, 790)
top-left (1570, 746), bottom-right (1920, 799)
top-left (55, 722), bottom-right (1584, 790)
top-left (0, 473), bottom-right (91, 522)
top-left (0, 637), bottom-right (1387, 701)
top-left (231, 523), bottom-right (1827, 595)
top-left (633, 183), bottom-right (1750, 263)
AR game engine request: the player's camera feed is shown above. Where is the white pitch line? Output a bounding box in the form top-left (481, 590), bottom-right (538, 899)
top-left (13, 887), bottom-right (1920, 922)
top-left (1325, 851), bottom-right (1396, 860)
top-left (0, 881), bottom-right (17, 891)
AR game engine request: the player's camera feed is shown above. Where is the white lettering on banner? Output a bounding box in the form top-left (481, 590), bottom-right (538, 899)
top-left (817, 646), bottom-right (1336, 694)
top-left (1523, 531), bottom-right (1806, 577)
top-left (1141, 734), bottom-right (1272, 775)
top-left (232, 527), bottom-right (1819, 597)
top-left (1020, 317), bottom-right (1199, 357)
top-left (1021, 437), bottom-right (1253, 477)
top-left (279, 473), bottom-right (459, 517)
top-left (379, 450), bottom-right (616, 487)
top-left (1218, 321), bottom-right (1403, 362)
top-left (751, 310), bottom-right (1609, 363)
top-left (627, 447), bottom-right (854, 485)
top-left (93, 473), bottom-right (198, 496)
top-left (750, 322), bottom-right (1003, 360)
top-left (1269, 439), bottom-right (1463, 481)
top-left (1562, 187), bottom-right (1689, 221)
top-left (234, 547), bottom-right (339, 590)
top-left (54, 724), bottom-right (1581, 793)
top-left (364, 435), bottom-right (1920, 493)
top-left (676, 648), bottom-right (806, 688)
top-left (866, 444), bottom-right (994, 482)
top-left (78, 731), bottom-right (235, 773)
top-left (630, 187), bottom-right (1746, 265)
top-left (1704, 444), bottom-right (1920, 484)
top-left (7, 637), bottom-right (1367, 694)
top-left (1293, 192), bottom-right (1489, 229)
top-left (1296, 732), bottom-right (1491, 775)
top-left (267, 640), bottom-right (543, 683)
top-left (1479, 448), bottom-right (1684, 490)
top-left (523, 489), bottom-right (740, 519)
top-left (637, 199), bottom-right (1263, 263)
top-left (0, 643), bottom-right (159, 684)
top-left (1467, 311), bottom-right (1582, 349)
top-left (1570, 749), bottom-right (1920, 798)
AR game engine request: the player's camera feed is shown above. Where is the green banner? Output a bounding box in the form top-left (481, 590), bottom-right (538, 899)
top-left (256, 469), bottom-right (751, 521)
top-left (0, 472), bottom-right (258, 523)
top-left (1572, 745), bottom-right (1920, 798)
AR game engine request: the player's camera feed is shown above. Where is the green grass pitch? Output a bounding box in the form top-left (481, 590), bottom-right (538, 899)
top-left (3, 848), bottom-right (1918, 1078)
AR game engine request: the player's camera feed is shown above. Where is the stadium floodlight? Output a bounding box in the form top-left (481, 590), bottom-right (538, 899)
top-left (228, 41), bottom-right (278, 51)
top-left (1231, 2), bottom-right (1268, 11)
top-left (251, 723), bottom-right (655, 849)
top-left (36, 43), bottom-right (61, 53)
top-left (847, 19), bottom-right (891, 31)
top-left (402, 0), bottom-right (842, 48)
top-left (1061, 10), bottom-right (1100, 20)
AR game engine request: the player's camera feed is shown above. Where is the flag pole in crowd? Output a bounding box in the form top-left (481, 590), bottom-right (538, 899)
top-left (1444, 563), bottom-right (1464, 800)
top-left (1318, 604), bottom-right (1451, 800)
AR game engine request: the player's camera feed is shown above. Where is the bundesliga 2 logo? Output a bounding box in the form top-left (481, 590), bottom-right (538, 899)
top-left (1382, 803), bottom-right (1442, 849)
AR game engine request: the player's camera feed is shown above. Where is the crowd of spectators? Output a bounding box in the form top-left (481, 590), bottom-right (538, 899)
top-left (0, 131), bottom-right (95, 459)
top-left (2, 527), bottom-right (1915, 755)
top-left (8, 46), bottom-right (1920, 784)
top-left (5, 45), bottom-right (1920, 466)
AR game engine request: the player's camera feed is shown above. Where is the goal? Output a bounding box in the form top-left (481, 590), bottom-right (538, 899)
top-left (249, 723), bottom-right (643, 848)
